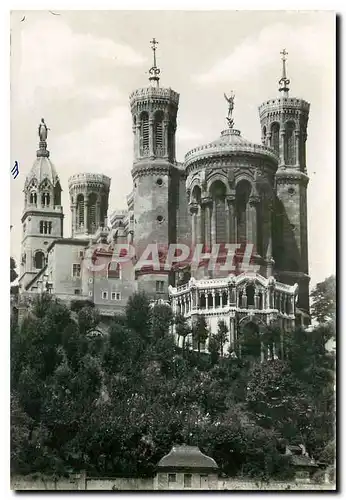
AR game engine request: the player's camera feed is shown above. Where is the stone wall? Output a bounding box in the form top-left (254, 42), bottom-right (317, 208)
top-left (11, 474), bottom-right (335, 491)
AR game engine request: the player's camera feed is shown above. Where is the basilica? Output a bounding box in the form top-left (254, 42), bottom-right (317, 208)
top-left (17, 43), bottom-right (311, 351)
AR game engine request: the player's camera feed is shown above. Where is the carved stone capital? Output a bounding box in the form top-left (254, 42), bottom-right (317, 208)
top-left (189, 202), bottom-right (199, 214)
top-left (249, 196), bottom-right (260, 207)
top-left (200, 196), bottom-right (213, 207)
top-left (226, 195), bottom-right (236, 205)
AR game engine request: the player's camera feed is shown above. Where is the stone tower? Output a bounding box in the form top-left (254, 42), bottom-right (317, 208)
top-left (19, 118), bottom-right (64, 292)
top-left (68, 173), bottom-right (111, 238)
top-left (129, 38), bottom-right (180, 297)
top-left (19, 120), bottom-right (64, 291)
top-left (258, 50), bottom-right (310, 316)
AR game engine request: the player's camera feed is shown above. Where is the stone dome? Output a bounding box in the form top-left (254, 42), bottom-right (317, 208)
top-left (25, 155), bottom-right (60, 189)
top-left (185, 128), bottom-right (278, 170)
top-left (157, 445), bottom-right (218, 470)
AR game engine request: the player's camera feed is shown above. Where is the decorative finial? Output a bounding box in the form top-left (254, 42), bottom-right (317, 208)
top-left (148, 38), bottom-right (160, 87)
top-left (278, 49), bottom-right (290, 97)
top-left (37, 118), bottom-right (50, 158)
top-left (224, 91), bottom-right (235, 129)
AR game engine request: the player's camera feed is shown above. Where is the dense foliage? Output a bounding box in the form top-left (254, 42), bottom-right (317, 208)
top-left (11, 287), bottom-right (335, 480)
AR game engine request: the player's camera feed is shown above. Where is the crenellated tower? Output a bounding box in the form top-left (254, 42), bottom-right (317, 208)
top-left (68, 173), bottom-right (111, 238)
top-left (129, 39), bottom-right (180, 298)
top-left (19, 119), bottom-right (64, 291)
top-left (258, 50), bottom-right (310, 317)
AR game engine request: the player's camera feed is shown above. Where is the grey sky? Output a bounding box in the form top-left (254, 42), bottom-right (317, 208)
top-left (10, 10), bottom-right (335, 287)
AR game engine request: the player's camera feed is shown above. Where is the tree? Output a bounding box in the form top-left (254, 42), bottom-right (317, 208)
top-left (310, 275), bottom-right (336, 324)
top-left (151, 304), bottom-right (173, 340)
top-left (174, 313), bottom-right (191, 353)
top-left (192, 315), bottom-right (209, 354)
top-left (125, 292), bottom-right (152, 340)
top-left (10, 257), bottom-right (18, 283)
top-left (215, 319), bottom-right (228, 356)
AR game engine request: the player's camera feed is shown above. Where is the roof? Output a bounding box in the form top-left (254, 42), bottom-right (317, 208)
top-left (25, 156), bottom-right (60, 189)
top-left (157, 445), bottom-right (218, 471)
top-left (185, 128), bottom-right (278, 168)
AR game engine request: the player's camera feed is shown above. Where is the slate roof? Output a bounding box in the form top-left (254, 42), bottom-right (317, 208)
top-left (157, 445), bottom-right (218, 470)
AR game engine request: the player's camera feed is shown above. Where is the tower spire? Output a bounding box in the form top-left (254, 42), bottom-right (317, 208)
top-left (278, 48), bottom-right (290, 97)
top-left (148, 38), bottom-right (160, 88)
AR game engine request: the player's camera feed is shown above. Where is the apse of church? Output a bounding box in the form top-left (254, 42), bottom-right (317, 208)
top-left (185, 93), bottom-right (278, 281)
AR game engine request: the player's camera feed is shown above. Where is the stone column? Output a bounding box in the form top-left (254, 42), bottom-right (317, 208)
top-left (229, 317), bottom-right (235, 349)
top-left (84, 200), bottom-right (88, 234)
top-left (254, 291), bottom-right (260, 309)
top-left (212, 290), bottom-right (216, 309)
top-left (248, 196), bottom-right (260, 252)
top-left (189, 203), bottom-right (198, 246)
top-left (295, 130), bottom-right (300, 168)
top-left (70, 204), bottom-right (76, 236)
top-left (201, 197), bottom-right (212, 249)
top-left (135, 123), bottom-right (141, 159)
top-left (266, 132), bottom-right (272, 147)
top-left (226, 195), bottom-right (236, 244)
top-left (163, 119), bottom-right (169, 158)
top-left (96, 201), bottom-right (101, 228)
top-left (205, 292), bottom-right (209, 310)
top-left (280, 130), bottom-right (286, 166)
top-left (149, 118), bottom-right (154, 157)
top-left (211, 200), bottom-right (217, 245)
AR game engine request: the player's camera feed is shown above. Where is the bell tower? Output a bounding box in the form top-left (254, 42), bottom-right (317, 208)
top-left (129, 39), bottom-right (180, 298)
top-left (19, 120), bottom-right (64, 291)
top-left (258, 50), bottom-right (310, 316)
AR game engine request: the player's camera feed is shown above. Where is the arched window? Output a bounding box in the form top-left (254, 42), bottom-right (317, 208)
top-left (168, 122), bottom-right (175, 162)
top-left (88, 193), bottom-right (97, 233)
top-left (200, 293), bottom-right (206, 309)
top-left (100, 193), bottom-right (108, 227)
top-left (41, 192), bottom-right (50, 207)
top-left (210, 181), bottom-right (227, 244)
top-left (246, 284), bottom-right (255, 306)
top-left (262, 125), bottom-right (267, 145)
top-left (236, 180), bottom-right (252, 244)
top-left (30, 192), bottom-right (37, 205)
top-left (108, 261), bottom-right (121, 279)
top-left (285, 122), bottom-right (296, 165)
top-left (34, 251), bottom-right (45, 269)
top-left (140, 111), bottom-right (149, 155)
top-left (154, 111), bottom-right (164, 155)
top-left (270, 123), bottom-right (280, 154)
top-left (77, 194), bottom-right (84, 228)
top-left (54, 183), bottom-right (62, 206)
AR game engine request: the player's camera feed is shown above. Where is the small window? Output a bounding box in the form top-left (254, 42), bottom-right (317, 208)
top-left (72, 264), bottom-right (81, 278)
top-left (168, 473), bottom-right (176, 484)
top-left (156, 178), bottom-right (163, 186)
top-left (88, 291), bottom-right (93, 297)
top-left (156, 281), bottom-right (164, 293)
top-left (89, 277), bottom-right (93, 284)
top-left (116, 292), bottom-right (121, 301)
top-left (111, 292), bottom-right (121, 301)
top-left (23, 223), bottom-right (26, 233)
top-left (157, 215), bottom-right (164, 223)
top-left (74, 289), bottom-right (81, 295)
top-left (184, 474), bottom-right (192, 488)
top-left (102, 291), bottom-right (108, 300)
top-left (79, 250), bottom-right (84, 258)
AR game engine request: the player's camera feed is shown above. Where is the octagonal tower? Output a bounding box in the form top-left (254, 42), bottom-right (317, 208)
top-left (258, 50), bottom-right (310, 317)
top-left (68, 173), bottom-right (111, 238)
top-left (129, 39), bottom-right (180, 298)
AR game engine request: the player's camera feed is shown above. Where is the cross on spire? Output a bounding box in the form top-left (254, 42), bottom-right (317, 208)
top-left (149, 37), bottom-right (160, 87)
top-left (278, 48), bottom-right (290, 97)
